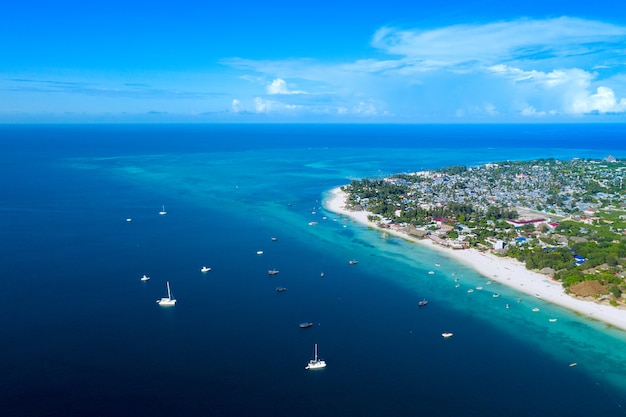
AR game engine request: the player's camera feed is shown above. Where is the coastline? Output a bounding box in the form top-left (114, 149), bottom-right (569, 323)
top-left (324, 186), bottom-right (626, 332)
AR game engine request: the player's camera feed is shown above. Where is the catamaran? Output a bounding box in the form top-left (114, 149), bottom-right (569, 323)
top-left (305, 344), bottom-right (327, 370)
top-left (156, 281), bottom-right (176, 306)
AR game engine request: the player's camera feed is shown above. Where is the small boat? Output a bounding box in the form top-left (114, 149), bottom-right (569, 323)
top-left (271, 237), bottom-right (278, 241)
top-left (308, 221), bottom-right (318, 226)
top-left (492, 293), bottom-right (500, 298)
top-left (276, 287), bottom-right (287, 292)
top-left (476, 286), bottom-right (483, 290)
top-left (140, 274), bottom-right (150, 282)
top-left (348, 260), bottom-right (358, 265)
top-left (428, 271), bottom-right (435, 275)
top-left (418, 299), bottom-right (428, 307)
top-left (257, 250), bottom-right (264, 255)
top-left (156, 281), bottom-right (176, 306)
top-left (442, 332), bottom-right (453, 338)
top-left (435, 263), bottom-right (441, 267)
top-left (320, 272), bottom-right (325, 277)
top-left (299, 322), bottom-right (313, 329)
top-left (126, 218), bottom-right (132, 222)
top-left (506, 304), bottom-right (510, 309)
top-left (268, 269), bottom-right (279, 275)
top-left (455, 284), bottom-right (460, 288)
top-left (305, 344), bottom-right (327, 370)
top-left (201, 266), bottom-right (211, 273)
top-left (532, 307), bottom-right (540, 312)
top-left (549, 318), bottom-right (557, 322)
top-left (569, 362), bottom-right (578, 367)
top-left (467, 289), bottom-right (474, 293)
top-left (158, 205), bottom-right (167, 215)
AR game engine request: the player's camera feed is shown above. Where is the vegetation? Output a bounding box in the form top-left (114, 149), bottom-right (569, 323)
top-left (342, 157), bottom-right (626, 305)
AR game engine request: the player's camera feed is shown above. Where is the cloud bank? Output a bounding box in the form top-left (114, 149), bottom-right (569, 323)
top-left (225, 17), bottom-right (626, 120)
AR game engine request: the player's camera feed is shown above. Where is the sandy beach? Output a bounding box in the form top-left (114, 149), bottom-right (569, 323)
top-left (324, 186), bottom-right (626, 332)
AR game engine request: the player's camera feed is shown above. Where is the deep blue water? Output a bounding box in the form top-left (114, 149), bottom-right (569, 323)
top-left (1, 124), bottom-right (626, 416)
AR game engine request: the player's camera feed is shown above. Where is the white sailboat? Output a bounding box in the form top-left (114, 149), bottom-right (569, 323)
top-left (305, 343), bottom-right (327, 370)
top-left (156, 281), bottom-right (176, 306)
top-left (159, 205), bottom-right (167, 215)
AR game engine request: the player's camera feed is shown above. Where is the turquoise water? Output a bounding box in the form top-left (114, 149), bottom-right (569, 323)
top-left (1, 124), bottom-right (626, 416)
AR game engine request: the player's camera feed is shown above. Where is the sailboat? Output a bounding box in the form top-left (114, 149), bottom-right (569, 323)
top-left (159, 205), bottom-right (167, 215)
top-left (156, 281), bottom-right (176, 306)
top-left (305, 343), bottom-right (327, 370)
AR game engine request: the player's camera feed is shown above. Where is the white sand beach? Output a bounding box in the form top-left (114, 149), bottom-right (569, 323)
top-left (324, 186), bottom-right (626, 332)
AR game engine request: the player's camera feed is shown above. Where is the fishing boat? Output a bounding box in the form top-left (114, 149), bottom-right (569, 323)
top-left (305, 344), bottom-right (327, 370)
top-left (156, 281), bottom-right (176, 306)
top-left (268, 269), bottom-right (279, 275)
top-left (299, 322), bottom-right (313, 328)
top-left (201, 266), bottom-right (211, 273)
top-left (418, 299), bottom-right (428, 307)
top-left (140, 274), bottom-right (150, 282)
top-left (158, 205), bottom-right (167, 215)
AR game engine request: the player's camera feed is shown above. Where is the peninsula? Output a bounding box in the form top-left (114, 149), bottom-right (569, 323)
top-left (324, 157), bottom-right (626, 331)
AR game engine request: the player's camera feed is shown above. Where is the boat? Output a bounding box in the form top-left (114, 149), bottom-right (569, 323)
top-left (320, 272), bottom-right (325, 277)
top-left (418, 299), bottom-right (428, 307)
top-left (156, 281), bottom-right (176, 306)
top-left (308, 221), bottom-right (318, 226)
top-left (532, 307), bottom-right (540, 312)
top-left (276, 287), bottom-right (287, 292)
top-left (569, 362), bottom-right (578, 367)
top-left (271, 237), bottom-right (278, 241)
top-left (140, 274), bottom-right (150, 282)
top-left (506, 304), bottom-right (510, 309)
top-left (427, 271), bottom-right (435, 275)
top-left (348, 260), bottom-right (358, 265)
top-left (476, 286), bottom-right (483, 290)
top-left (305, 344), bottom-right (327, 370)
top-left (492, 293), bottom-right (500, 298)
top-left (158, 205), bottom-right (167, 215)
top-left (299, 322), bottom-right (313, 328)
top-left (268, 269), bottom-right (279, 275)
top-left (126, 218), bottom-right (132, 222)
top-left (442, 332), bottom-right (454, 338)
top-left (257, 250), bottom-right (264, 255)
top-left (201, 266), bottom-right (211, 273)
top-left (467, 289), bottom-right (474, 293)
top-left (549, 318), bottom-right (557, 322)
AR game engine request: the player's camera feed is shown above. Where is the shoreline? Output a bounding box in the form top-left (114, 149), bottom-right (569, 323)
top-left (323, 186), bottom-right (626, 332)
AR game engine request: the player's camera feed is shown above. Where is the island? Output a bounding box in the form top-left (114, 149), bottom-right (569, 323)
top-left (324, 156), bottom-right (626, 331)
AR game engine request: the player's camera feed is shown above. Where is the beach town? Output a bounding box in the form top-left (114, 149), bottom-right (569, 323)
top-left (324, 158), bottom-right (626, 332)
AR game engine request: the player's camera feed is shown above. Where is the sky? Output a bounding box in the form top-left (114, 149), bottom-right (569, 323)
top-left (2, 0), bottom-right (626, 123)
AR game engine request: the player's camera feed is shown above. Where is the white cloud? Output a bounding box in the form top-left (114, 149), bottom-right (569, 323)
top-left (371, 17), bottom-right (626, 70)
top-left (255, 97), bottom-right (269, 113)
top-left (521, 106), bottom-right (546, 117)
top-left (231, 99), bottom-right (242, 113)
top-left (571, 86), bottom-right (626, 114)
top-left (223, 17), bottom-right (626, 120)
top-left (266, 78), bottom-right (307, 95)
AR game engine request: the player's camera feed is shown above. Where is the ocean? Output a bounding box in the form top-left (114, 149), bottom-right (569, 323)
top-left (1, 124), bottom-right (626, 416)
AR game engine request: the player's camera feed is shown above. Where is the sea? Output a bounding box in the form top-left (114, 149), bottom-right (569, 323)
top-left (1, 123), bottom-right (626, 416)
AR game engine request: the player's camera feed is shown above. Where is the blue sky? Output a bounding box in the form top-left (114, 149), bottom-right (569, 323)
top-left (2, 0), bottom-right (626, 123)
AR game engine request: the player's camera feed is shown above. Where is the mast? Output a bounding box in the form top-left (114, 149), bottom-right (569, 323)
top-left (167, 281), bottom-right (171, 299)
top-left (314, 344), bottom-right (318, 361)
